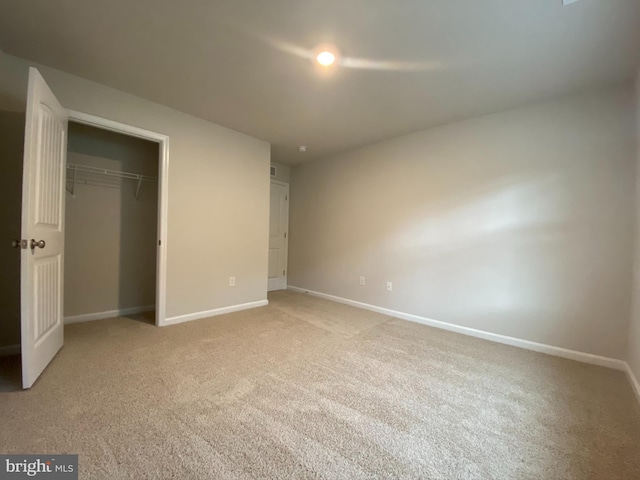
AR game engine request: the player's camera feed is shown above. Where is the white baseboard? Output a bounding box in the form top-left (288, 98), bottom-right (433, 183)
top-left (0, 344), bottom-right (20, 356)
top-left (163, 299), bottom-right (269, 326)
top-left (287, 285), bottom-right (627, 371)
top-left (626, 363), bottom-right (640, 406)
top-left (65, 305), bottom-right (155, 324)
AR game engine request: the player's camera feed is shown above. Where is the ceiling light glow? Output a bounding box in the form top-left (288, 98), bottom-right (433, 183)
top-left (316, 51), bottom-right (336, 66)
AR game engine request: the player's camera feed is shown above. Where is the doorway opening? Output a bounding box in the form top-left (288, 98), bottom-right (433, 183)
top-left (64, 122), bottom-right (158, 325)
top-left (66, 111), bottom-right (169, 326)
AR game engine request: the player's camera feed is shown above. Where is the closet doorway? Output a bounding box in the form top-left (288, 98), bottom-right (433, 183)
top-left (65, 111), bottom-right (168, 326)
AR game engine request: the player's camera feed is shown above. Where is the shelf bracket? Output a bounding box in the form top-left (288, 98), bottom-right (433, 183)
top-left (135, 177), bottom-right (143, 201)
top-left (66, 165), bottom-right (78, 197)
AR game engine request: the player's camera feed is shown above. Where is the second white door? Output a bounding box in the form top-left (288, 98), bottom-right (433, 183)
top-left (268, 182), bottom-right (289, 291)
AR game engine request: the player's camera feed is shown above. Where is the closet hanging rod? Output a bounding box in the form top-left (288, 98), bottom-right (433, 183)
top-left (66, 163), bottom-right (157, 200)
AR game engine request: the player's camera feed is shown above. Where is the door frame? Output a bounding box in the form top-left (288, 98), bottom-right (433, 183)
top-left (269, 180), bottom-right (289, 291)
top-left (66, 110), bottom-right (169, 327)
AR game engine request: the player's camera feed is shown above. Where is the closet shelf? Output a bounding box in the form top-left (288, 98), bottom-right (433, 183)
top-left (66, 163), bottom-right (157, 200)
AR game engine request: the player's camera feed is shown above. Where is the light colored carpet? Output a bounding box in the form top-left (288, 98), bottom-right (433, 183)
top-left (1, 290), bottom-right (639, 479)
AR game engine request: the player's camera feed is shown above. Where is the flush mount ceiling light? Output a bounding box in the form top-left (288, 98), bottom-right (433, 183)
top-left (299, 146), bottom-right (307, 152)
top-left (316, 50), bottom-right (336, 67)
top-left (242, 31), bottom-right (442, 72)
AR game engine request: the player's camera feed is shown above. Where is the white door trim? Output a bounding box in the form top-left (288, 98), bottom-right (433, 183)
top-left (66, 110), bottom-right (169, 327)
top-left (270, 180), bottom-right (289, 187)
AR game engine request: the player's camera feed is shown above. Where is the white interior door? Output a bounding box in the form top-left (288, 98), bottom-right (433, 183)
top-left (268, 182), bottom-right (289, 291)
top-left (20, 67), bottom-right (68, 389)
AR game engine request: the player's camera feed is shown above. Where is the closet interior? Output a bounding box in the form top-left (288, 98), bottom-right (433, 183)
top-left (64, 122), bottom-right (159, 325)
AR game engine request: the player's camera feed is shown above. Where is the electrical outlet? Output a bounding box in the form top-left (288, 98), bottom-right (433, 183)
top-left (229, 276), bottom-right (236, 287)
top-left (386, 281), bottom-right (393, 291)
top-left (359, 276), bottom-right (365, 286)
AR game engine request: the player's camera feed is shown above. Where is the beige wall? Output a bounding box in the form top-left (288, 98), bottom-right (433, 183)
top-left (289, 86), bottom-right (636, 359)
top-left (0, 52), bottom-right (270, 344)
top-left (0, 111), bottom-right (24, 348)
top-left (64, 123), bottom-right (158, 317)
top-left (629, 72), bottom-right (640, 381)
top-left (271, 162), bottom-right (290, 183)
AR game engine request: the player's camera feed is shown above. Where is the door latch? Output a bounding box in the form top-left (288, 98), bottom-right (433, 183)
top-left (11, 239), bottom-right (28, 249)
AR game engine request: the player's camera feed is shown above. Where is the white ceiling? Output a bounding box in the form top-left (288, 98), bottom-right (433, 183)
top-left (0, 0), bottom-right (639, 165)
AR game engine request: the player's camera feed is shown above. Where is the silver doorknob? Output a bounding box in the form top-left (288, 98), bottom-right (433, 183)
top-left (30, 239), bottom-right (45, 249)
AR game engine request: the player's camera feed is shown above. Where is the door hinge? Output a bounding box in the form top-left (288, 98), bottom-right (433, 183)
top-left (285, 195), bottom-right (288, 201)
top-left (283, 270), bottom-right (286, 276)
top-left (158, 240), bottom-right (161, 246)
top-left (284, 232), bottom-right (287, 239)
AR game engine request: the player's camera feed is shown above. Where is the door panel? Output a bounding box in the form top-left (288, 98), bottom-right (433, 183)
top-left (34, 255), bottom-right (62, 345)
top-left (267, 182), bottom-right (289, 291)
top-left (268, 249), bottom-right (280, 278)
top-left (21, 67), bottom-right (68, 389)
top-left (35, 106), bottom-right (64, 227)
